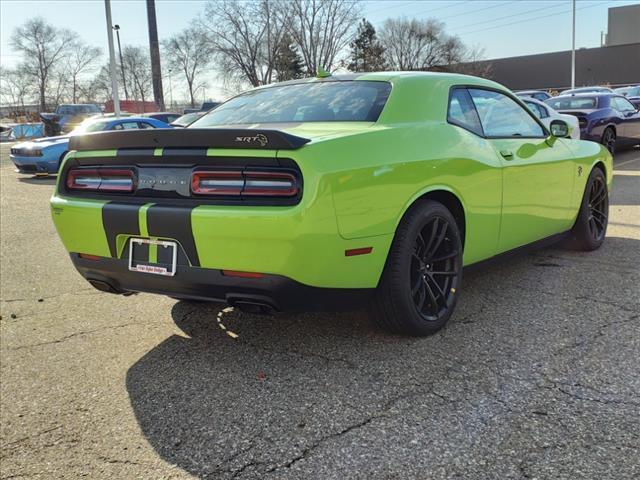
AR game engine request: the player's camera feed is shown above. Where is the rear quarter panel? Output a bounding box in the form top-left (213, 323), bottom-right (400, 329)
top-left (300, 122), bottom-right (504, 266)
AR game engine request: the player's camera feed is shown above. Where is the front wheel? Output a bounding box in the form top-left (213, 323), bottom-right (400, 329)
top-left (370, 200), bottom-right (463, 336)
top-left (568, 167), bottom-right (609, 251)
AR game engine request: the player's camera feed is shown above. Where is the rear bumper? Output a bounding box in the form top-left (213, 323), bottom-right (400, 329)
top-left (71, 253), bottom-right (373, 312)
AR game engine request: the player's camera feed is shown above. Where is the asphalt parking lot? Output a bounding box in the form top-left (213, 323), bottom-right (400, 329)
top-left (0, 142), bottom-right (638, 480)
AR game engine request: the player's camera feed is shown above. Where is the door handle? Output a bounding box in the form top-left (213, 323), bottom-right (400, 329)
top-left (500, 150), bottom-right (514, 160)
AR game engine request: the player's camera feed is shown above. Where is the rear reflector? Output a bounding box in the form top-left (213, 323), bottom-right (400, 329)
top-left (79, 253), bottom-right (102, 261)
top-left (191, 169), bottom-right (298, 197)
top-left (222, 270), bottom-right (266, 279)
top-left (67, 168), bottom-right (135, 192)
top-left (345, 247), bottom-right (373, 257)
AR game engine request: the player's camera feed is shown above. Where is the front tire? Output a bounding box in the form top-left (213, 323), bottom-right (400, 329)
top-left (568, 167), bottom-right (609, 251)
top-left (370, 200), bottom-right (463, 336)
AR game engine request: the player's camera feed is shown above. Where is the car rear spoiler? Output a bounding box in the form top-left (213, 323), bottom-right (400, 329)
top-left (69, 128), bottom-right (311, 151)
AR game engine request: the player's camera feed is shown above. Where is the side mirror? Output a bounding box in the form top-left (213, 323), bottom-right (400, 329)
top-left (550, 119), bottom-right (569, 138)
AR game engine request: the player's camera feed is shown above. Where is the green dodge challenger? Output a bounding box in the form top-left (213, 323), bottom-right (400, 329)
top-left (51, 72), bottom-right (612, 336)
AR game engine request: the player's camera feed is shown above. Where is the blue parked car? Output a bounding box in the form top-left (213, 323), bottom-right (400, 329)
top-left (545, 93), bottom-right (640, 154)
top-left (10, 116), bottom-right (171, 175)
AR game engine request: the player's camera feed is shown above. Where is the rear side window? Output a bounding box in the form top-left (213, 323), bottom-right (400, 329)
top-left (468, 88), bottom-right (545, 138)
top-left (524, 101), bottom-right (548, 119)
top-left (447, 88), bottom-right (483, 136)
top-left (546, 96), bottom-right (597, 110)
top-left (611, 96), bottom-right (636, 113)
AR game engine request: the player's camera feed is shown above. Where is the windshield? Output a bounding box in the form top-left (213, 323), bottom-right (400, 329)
top-left (70, 121), bottom-right (109, 135)
top-left (546, 96), bottom-right (598, 110)
top-left (190, 81), bottom-right (391, 127)
top-left (57, 105), bottom-right (101, 115)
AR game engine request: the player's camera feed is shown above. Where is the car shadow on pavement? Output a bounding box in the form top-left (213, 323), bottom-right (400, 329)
top-left (18, 175), bottom-right (57, 185)
top-left (125, 236), bottom-right (640, 479)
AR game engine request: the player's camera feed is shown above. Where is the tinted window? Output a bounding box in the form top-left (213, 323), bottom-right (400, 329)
top-left (611, 97), bottom-right (636, 112)
top-left (524, 101), bottom-right (544, 119)
top-left (112, 122), bottom-right (140, 130)
top-left (447, 88), bottom-right (483, 136)
top-left (468, 89), bottom-right (545, 137)
top-left (190, 81), bottom-right (391, 127)
top-left (138, 122), bottom-right (156, 129)
top-left (546, 96), bottom-right (598, 110)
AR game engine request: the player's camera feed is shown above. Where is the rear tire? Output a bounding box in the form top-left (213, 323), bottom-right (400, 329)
top-left (370, 200), bottom-right (463, 336)
top-left (601, 127), bottom-right (616, 155)
top-left (567, 167), bottom-right (609, 251)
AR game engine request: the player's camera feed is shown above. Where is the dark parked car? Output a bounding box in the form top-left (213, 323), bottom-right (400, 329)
top-left (545, 93), bottom-right (640, 153)
top-left (170, 111), bottom-right (205, 127)
top-left (615, 85), bottom-right (640, 109)
top-left (141, 112), bottom-right (181, 124)
top-left (40, 103), bottom-right (103, 136)
top-left (183, 101), bottom-right (220, 114)
top-left (559, 86), bottom-right (614, 96)
top-left (515, 90), bottom-right (552, 102)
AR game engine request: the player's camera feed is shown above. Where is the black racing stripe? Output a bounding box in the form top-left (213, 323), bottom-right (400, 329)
top-left (162, 148), bottom-right (208, 156)
top-left (146, 205), bottom-right (200, 266)
top-left (117, 148), bottom-right (156, 156)
top-left (102, 203), bottom-right (140, 257)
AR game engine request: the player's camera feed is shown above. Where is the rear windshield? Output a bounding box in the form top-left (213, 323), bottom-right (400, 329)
top-left (57, 105), bottom-right (101, 115)
top-left (546, 96), bottom-right (598, 110)
top-left (190, 81), bottom-right (391, 127)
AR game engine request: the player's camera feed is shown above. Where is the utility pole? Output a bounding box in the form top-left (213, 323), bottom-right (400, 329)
top-left (104, 0), bottom-right (120, 116)
top-left (168, 68), bottom-right (173, 110)
top-left (571, 0), bottom-right (576, 89)
top-left (146, 0), bottom-right (165, 110)
top-left (113, 25), bottom-right (128, 100)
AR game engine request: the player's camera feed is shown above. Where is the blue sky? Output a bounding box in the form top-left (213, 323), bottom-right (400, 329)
top-left (1, 0), bottom-right (637, 99)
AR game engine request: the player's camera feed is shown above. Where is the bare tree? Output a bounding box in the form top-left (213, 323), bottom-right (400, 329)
top-left (200, 0), bottom-right (290, 87)
top-left (65, 40), bottom-right (102, 103)
top-left (445, 46), bottom-right (492, 78)
top-left (163, 25), bottom-right (213, 108)
top-left (379, 17), bottom-right (467, 71)
top-left (287, 0), bottom-right (360, 74)
top-left (0, 65), bottom-right (35, 110)
top-left (10, 17), bottom-right (73, 110)
top-left (85, 63), bottom-right (115, 104)
top-left (121, 45), bottom-right (153, 105)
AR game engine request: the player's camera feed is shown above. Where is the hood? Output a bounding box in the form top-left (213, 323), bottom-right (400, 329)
top-left (16, 135), bottom-right (69, 149)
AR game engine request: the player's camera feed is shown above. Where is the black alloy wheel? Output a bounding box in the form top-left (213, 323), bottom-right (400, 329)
top-left (568, 167), bottom-right (609, 251)
top-left (602, 127), bottom-right (616, 154)
top-left (586, 174), bottom-right (608, 243)
top-left (371, 199), bottom-right (463, 336)
top-left (410, 216), bottom-right (461, 322)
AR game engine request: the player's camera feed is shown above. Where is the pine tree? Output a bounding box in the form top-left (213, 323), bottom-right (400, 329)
top-left (349, 19), bottom-right (386, 72)
top-left (274, 34), bottom-right (305, 81)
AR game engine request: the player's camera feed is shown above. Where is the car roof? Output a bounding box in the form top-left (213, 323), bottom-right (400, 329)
top-left (254, 71), bottom-right (504, 91)
top-left (553, 92), bottom-right (617, 98)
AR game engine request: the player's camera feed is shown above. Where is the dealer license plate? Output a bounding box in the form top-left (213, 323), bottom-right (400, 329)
top-left (128, 238), bottom-right (177, 276)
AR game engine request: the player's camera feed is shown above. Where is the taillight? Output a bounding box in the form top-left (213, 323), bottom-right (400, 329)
top-left (192, 170), bottom-right (243, 195)
top-left (191, 169), bottom-right (299, 197)
top-left (243, 171), bottom-right (298, 197)
top-left (66, 168), bottom-right (135, 192)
